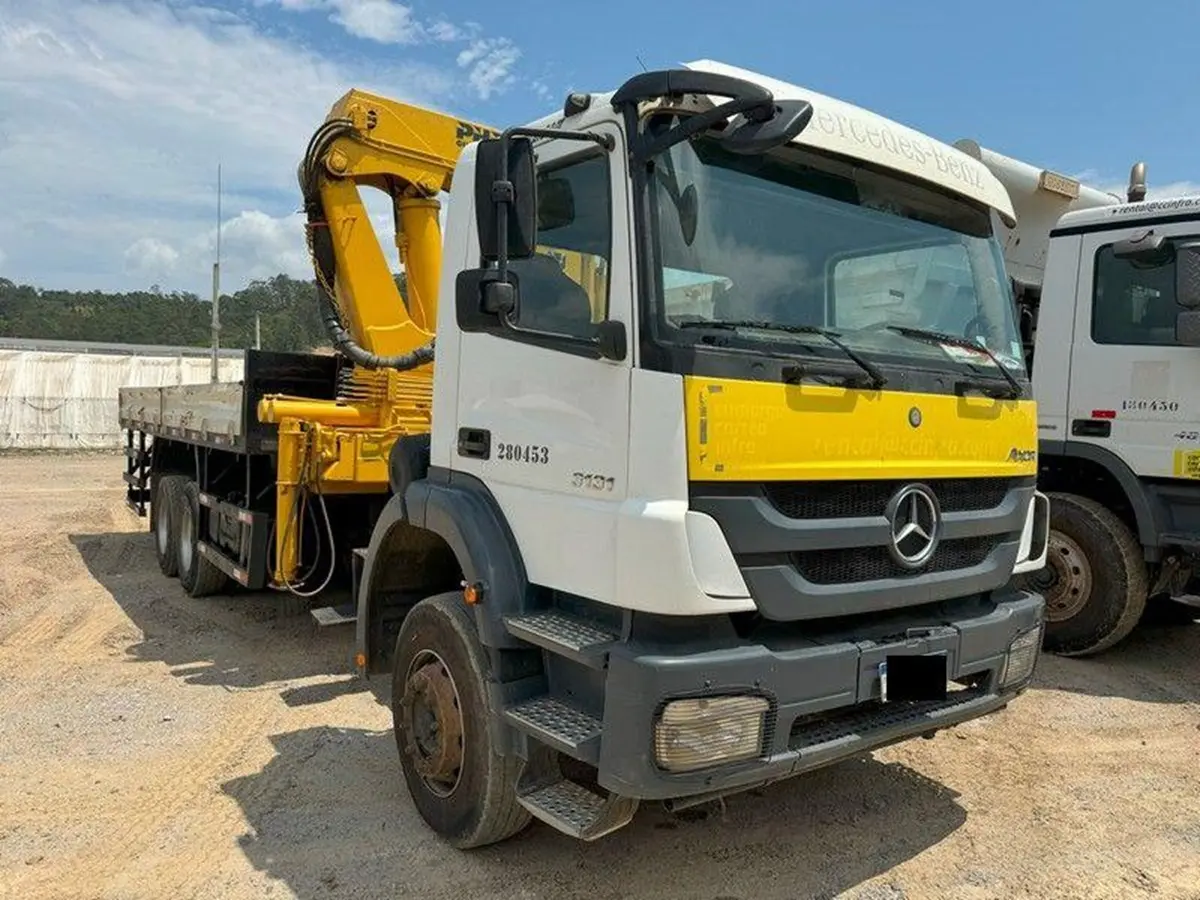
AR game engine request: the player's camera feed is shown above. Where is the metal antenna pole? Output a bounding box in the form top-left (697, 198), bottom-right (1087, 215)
top-left (210, 163), bottom-right (222, 382)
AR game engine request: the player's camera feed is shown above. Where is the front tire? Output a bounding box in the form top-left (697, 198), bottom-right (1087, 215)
top-left (391, 592), bottom-right (531, 849)
top-left (1019, 492), bottom-right (1147, 656)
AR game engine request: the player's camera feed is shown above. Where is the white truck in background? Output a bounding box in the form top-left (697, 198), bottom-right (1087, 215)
top-left (955, 139), bottom-right (1200, 656)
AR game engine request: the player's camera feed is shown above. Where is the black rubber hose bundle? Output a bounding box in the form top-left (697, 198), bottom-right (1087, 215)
top-left (301, 121), bottom-right (436, 371)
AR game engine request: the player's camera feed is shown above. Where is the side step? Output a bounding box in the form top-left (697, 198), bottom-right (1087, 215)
top-left (311, 604), bottom-right (357, 627)
top-left (310, 547), bottom-right (366, 627)
top-left (504, 610), bottom-right (618, 668)
top-left (517, 778), bottom-right (638, 841)
top-left (504, 696), bottom-right (602, 765)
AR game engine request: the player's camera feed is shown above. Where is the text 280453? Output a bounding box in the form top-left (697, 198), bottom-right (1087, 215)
top-left (496, 442), bottom-right (549, 464)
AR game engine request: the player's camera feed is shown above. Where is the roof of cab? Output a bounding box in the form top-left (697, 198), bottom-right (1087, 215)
top-left (680, 60), bottom-right (1015, 222)
top-left (1051, 194), bottom-right (1200, 233)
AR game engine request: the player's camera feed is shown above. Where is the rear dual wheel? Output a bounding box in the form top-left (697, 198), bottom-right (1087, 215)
top-left (176, 480), bottom-right (228, 598)
top-left (152, 475), bottom-right (186, 577)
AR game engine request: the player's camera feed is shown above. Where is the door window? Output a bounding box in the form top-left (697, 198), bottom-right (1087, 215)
top-left (1092, 238), bottom-right (1196, 346)
top-left (508, 150), bottom-right (611, 341)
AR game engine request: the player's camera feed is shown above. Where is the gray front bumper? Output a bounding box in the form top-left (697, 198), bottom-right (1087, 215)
top-left (596, 589), bottom-right (1044, 801)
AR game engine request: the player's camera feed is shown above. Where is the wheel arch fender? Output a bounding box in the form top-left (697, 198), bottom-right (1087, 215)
top-left (1040, 439), bottom-right (1161, 550)
top-left (355, 471), bottom-right (530, 675)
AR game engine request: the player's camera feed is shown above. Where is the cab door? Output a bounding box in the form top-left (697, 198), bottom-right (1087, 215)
top-left (451, 122), bottom-right (634, 605)
top-left (1067, 220), bottom-right (1200, 479)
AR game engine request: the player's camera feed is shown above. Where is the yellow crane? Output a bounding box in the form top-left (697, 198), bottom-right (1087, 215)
top-left (256, 92), bottom-right (497, 587)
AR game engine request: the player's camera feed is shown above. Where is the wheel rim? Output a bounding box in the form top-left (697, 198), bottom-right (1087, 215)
top-left (1027, 529), bottom-right (1093, 623)
top-left (178, 502), bottom-right (194, 574)
top-left (399, 649), bottom-right (464, 798)
top-left (155, 498), bottom-right (170, 554)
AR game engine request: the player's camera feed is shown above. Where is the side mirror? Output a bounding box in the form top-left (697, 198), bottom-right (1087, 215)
top-left (1175, 240), bottom-right (1200, 310)
top-left (720, 99), bottom-right (814, 156)
top-left (1113, 229), bottom-right (1172, 267)
top-left (455, 268), bottom-right (520, 331)
top-left (474, 136), bottom-right (538, 262)
top-left (1176, 310), bottom-right (1200, 346)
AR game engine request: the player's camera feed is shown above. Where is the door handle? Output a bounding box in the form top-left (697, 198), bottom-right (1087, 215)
top-left (1071, 418), bottom-right (1111, 438)
top-left (457, 427), bottom-right (491, 459)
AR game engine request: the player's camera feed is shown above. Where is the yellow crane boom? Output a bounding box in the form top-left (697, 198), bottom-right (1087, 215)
top-left (256, 91), bottom-right (497, 585)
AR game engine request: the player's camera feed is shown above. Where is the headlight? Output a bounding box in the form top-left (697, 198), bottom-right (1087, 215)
top-left (653, 695), bottom-right (769, 773)
top-left (1000, 625), bottom-right (1042, 689)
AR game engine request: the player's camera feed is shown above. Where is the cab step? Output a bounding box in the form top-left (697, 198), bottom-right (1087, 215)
top-left (517, 778), bottom-right (638, 841)
top-left (503, 610), bottom-right (618, 668)
top-left (504, 696), bottom-right (602, 764)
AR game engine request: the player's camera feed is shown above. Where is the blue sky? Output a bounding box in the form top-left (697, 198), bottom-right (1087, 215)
top-left (2, 0), bottom-right (1197, 294)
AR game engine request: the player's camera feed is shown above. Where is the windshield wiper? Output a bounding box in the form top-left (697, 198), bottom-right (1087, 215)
top-left (884, 325), bottom-right (1023, 399)
top-left (677, 319), bottom-right (887, 389)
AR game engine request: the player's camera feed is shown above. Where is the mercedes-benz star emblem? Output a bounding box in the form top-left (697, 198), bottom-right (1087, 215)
top-left (886, 484), bottom-right (941, 569)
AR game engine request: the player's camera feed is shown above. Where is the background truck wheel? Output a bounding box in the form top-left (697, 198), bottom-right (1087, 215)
top-left (176, 481), bottom-right (228, 598)
top-left (1020, 492), bottom-right (1147, 657)
top-left (151, 475), bottom-right (185, 578)
top-left (391, 591), bottom-right (531, 849)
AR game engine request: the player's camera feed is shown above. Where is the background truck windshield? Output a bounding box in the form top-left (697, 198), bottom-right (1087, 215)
top-left (652, 129), bottom-right (1026, 372)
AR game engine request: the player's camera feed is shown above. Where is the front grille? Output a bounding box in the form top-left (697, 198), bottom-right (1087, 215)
top-left (792, 536), bottom-right (995, 584)
top-left (763, 477), bottom-right (1013, 520)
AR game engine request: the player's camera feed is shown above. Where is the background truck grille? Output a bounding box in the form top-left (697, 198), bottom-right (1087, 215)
top-left (791, 536), bottom-right (995, 584)
top-left (763, 477), bottom-right (1013, 520)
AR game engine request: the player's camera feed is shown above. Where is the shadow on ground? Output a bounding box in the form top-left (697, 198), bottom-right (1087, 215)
top-left (69, 530), bottom-right (380, 704)
top-left (221, 725), bottom-right (967, 900)
top-left (70, 526), bottom-right (972, 899)
top-left (1031, 603), bottom-right (1199, 705)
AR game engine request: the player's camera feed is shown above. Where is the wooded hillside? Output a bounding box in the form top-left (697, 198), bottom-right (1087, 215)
top-left (0, 273), bottom-right (408, 352)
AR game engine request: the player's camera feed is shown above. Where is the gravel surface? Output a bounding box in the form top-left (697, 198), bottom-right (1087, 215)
top-left (1, 452), bottom-right (1198, 900)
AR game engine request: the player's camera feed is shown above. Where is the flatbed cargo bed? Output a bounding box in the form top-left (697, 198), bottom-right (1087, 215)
top-left (118, 349), bottom-right (341, 455)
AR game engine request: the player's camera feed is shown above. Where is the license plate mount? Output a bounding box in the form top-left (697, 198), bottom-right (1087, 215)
top-left (879, 653), bottom-right (948, 704)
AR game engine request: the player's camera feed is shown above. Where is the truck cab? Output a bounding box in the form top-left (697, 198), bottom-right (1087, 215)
top-left (957, 140), bottom-right (1200, 655)
top-left (366, 61), bottom-right (1050, 844)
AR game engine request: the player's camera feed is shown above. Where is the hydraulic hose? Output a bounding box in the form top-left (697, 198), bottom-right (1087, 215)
top-left (301, 120), bottom-right (435, 371)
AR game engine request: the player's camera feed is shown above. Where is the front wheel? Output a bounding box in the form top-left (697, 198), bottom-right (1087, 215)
top-left (391, 592), bottom-right (531, 849)
top-left (1017, 492), bottom-right (1147, 656)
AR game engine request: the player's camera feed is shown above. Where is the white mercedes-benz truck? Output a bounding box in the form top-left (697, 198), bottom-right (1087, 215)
top-left (956, 139), bottom-right (1200, 656)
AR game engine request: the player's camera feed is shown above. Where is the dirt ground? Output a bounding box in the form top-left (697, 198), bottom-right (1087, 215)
top-left (0, 452), bottom-right (1198, 900)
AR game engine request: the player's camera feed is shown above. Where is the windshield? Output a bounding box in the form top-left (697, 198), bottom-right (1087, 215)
top-left (649, 123), bottom-right (1026, 376)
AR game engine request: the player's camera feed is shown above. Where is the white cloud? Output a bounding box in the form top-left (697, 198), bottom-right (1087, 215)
top-left (0, 0), bottom-right (520, 295)
top-left (1072, 169), bottom-right (1200, 202)
top-left (1140, 181), bottom-right (1200, 200)
top-left (124, 238), bottom-right (181, 277)
top-left (457, 38), bottom-right (521, 100)
top-left (262, 0), bottom-right (518, 99)
top-left (260, 0), bottom-right (487, 48)
top-left (327, 0), bottom-right (422, 45)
